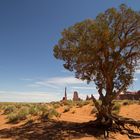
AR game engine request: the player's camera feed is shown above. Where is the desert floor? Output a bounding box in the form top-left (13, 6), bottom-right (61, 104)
top-left (0, 102), bottom-right (140, 140)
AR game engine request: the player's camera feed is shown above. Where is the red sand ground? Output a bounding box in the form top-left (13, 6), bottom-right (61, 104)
top-left (0, 103), bottom-right (140, 140)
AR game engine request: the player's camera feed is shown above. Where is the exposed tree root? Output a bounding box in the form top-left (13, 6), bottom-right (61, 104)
top-left (104, 114), bottom-right (140, 138)
top-left (81, 114), bottom-right (140, 139)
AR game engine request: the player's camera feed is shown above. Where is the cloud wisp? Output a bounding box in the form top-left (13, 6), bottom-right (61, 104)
top-left (134, 77), bottom-right (138, 81)
top-left (136, 69), bottom-right (140, 74)
top-left (28, 76), bottom-right (86, 88)
top-left (72, 86), bottom-right (96, 90)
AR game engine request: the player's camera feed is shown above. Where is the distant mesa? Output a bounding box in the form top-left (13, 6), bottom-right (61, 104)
top-left (117, 90), bottom-right (140, 100)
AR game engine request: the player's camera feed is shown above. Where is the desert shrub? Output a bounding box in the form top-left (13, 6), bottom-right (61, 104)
top-left (3, 105), bottom-right (17, 115)
top-left (71, 110), bottom-right (76, 114)
top-left (63, 100), bottom-right (73, 107)
top-left (7, 107), bottom-right (29, 122)
top-left (41, 108), bottom-right (60, 119)
top-left (7, 113), bottom-right (19, 122)
top-left (38, 105), bottom-right (48, 115)
top-left (53, 103), bottom-right (60, 109)
top-left (122, 100), bottom-right (130, 105)
top-left (76, 100), bottom-right (90, 108)
top-left (50, 101), bottom-right (61, 107)
top-left (17, 107), bottom-right (29, 120)
top-left (63, 106), bottom-right (70, 113)
top-left (28, 105), bottom-right (40, 116)
top-left (48, 108), bottom-right (60, 118)
top-left (76, 101), bottom-right (84, 108)
top-left (112, 103), bottom-right (121, 114)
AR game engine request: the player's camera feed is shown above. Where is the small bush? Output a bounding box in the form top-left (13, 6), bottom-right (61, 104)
top-left (53, 103), bottom-right (60, 109)
top-left (17, 107), bottom-right (29, 120)
top-left (41, 108), bottom-right (60, 119)
top-left (3, 105), bottom-right (17, 115)
top-left (63, 100), bottom-right (73, 107)
top-left (28, 105), bottom-right (39, 116)
top-left (112, 103), bottom-right (121, 114)
top-left (71, 110), bottom-right (76, 114)
top-left (38, 105), bottom-right (48, 115)
top-left (122, 100), bottom-right (130, 105)
top-left (63, 106), bottom-right (70, 113)
top-left (7, 107), bottom-right (29, 123)
top-left (7, 113), bottom-right (18, 122)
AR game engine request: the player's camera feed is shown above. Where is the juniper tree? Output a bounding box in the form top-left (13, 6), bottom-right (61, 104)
top-left (54, 4), bottom-right (140, 132)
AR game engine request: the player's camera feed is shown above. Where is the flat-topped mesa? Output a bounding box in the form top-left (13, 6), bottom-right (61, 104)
top-left (117, 90), bottom-right (140, 100)
top-left (73, 91), bottom-right (81, 101)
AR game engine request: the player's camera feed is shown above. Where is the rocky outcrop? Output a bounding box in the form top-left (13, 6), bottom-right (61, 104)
top-left (73, 91), bottom-right (80, 101)
top-left (86, 94), bottom-right (94, 100)
top-left (61, 87), bottom-right (67, 101)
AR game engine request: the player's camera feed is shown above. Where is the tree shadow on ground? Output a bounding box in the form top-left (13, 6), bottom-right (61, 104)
top-left (0, 119), bottom-right (140, 140)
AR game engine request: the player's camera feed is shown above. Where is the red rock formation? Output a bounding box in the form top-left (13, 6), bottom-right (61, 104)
top-left (117, 90), bottom-right (140, 100)
top-left (86, 94), bottom-right (94, 100)
top-left (73, 91), bottom-right (80, 101)
top-left (61, 87), bottom-right (67, 101)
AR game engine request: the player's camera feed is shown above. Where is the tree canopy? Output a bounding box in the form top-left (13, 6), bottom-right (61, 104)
top-left (54, 4), bottom-right (140, 135)
top-left (54, 4), bottom-right (140, 101)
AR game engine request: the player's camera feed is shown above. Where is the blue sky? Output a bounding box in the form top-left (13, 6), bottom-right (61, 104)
top-left (0, 0), bottom-right (140, 102)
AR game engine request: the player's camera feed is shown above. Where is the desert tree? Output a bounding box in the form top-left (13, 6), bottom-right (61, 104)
top-left (54, 4), bottom-right (140, 132)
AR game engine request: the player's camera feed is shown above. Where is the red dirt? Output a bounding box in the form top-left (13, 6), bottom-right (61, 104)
top-left (0, 103), bottom-right (140, 140)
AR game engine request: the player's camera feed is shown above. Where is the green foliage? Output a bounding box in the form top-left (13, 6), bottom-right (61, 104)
top-left (7, 113), bottom-right (19, 122)
top-left (41, 108), bottom-right (60, 119)
top-left (52, 103), bottom-right (61, 109)
top-left (112, 102), bottom-right (121, 115)
top-left (0, 103), bottom-right (60, 123)
top-left (17, 107), bottom-right (29, 120)
top-left (28, 105), bottom-right (40, 115)
top-left (3, 105), bottom-right (17, 115)
top-left (7, 107), bottom-right (29, 122)
top-left (62, 100), bottom-right (74, 107)
top-left (76, 100), bottom-right (89, 108)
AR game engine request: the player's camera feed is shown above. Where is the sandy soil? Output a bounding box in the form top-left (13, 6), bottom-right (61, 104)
top-left (0, 103), bottom-right (140, 140)
top-left (57, 105), bottom-right (96, 123)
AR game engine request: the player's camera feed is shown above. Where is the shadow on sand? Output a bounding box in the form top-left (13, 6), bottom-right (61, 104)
top-left (0, 119), bottom-right (140, 140)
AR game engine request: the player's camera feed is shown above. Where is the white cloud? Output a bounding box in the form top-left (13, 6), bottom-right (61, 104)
top-left (28, 82), bottom-right (58, 89)
top-left (28, 76), bottom-right (85, 88)
top-left (72, 86), bottom-right (96, 90)
top-left (134, 77), bottom-right (138, 81)
top-left (21, 78), bottom-right (33, 81)
top-left (47, 76), bottom-right (84, 85)
top-left (136, 69), bottom-right (140, 74)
